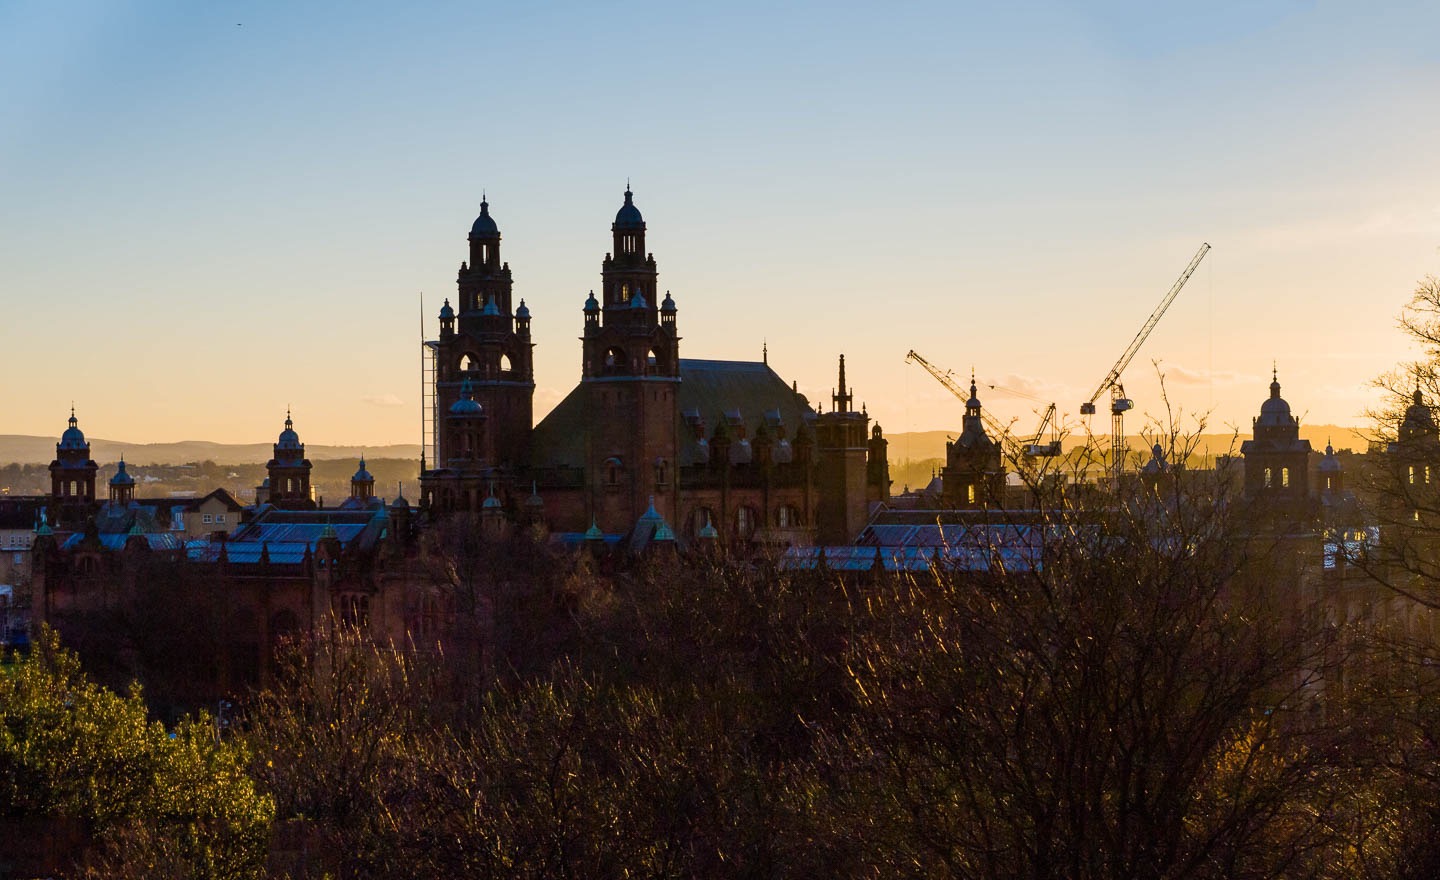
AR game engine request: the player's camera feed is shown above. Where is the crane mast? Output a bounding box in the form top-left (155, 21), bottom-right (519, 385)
top-left (1080, 243), bottom-right (1210, 483)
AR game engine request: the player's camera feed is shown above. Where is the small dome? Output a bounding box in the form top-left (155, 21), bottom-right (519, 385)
top-left (482, 493), bottom-right (503, 510)
top-left (439, 299), bottom-right (454, 319)
top-left (449, 379), bottom-right (484, 416)
top-left (391, 492), bottom-right (410, 509)
top-left (661, 291), bottom-right (676, 313)
top-left (515, 299), bottom-right (530, 319)
top-left (614, 187), bottom-right (645, 230)
top-left (584, 517), bottom-right (605, 541)
top-left (58, 409), bottom-right (87, 451)
top-left (1318, 443), bottom-right (1342, 473)
top-left (481, 297), bottom-right (501, 316)
top-left (1400, 387), bottom-right (1438, 440)
top-left (584, 290), bottom-right (600, 312)
top-left (1256, 371), bottom-right (1295, 428)
top-left (469, 199), bottom-right (499, 238)
top-left (276, 412), bottom-right (302, 449)
top-left (109, 459), bottom-right (134, 486)
top-left (631, 289), bottom-right (648, 309)
top-left (524, 482), bottom-right (545, 509)
top-left (352, 457), bottom-right (373, 482)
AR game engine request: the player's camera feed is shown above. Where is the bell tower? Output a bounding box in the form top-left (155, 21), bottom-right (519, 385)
top-left (431, 197), bottom-right (535, 470)
top-left (267, 410), bottom-right (315, 510)
top-left (580, 187), bottom-right (682, 530)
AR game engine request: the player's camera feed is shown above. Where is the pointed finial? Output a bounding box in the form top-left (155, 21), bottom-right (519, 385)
top-left (763, 339), bottom-right (768, 365)
top-left (1272, 361), bottom-right (1277, 382)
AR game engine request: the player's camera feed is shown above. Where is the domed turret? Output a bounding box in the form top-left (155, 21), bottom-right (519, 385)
top-left (613, 186), bottom-right (644, 230)
top-left (661, 291), bottom-right (676, 313)
top-left (515, 299), bottom-right (530, 319)
top-left (469, 198), bottom-right (499, 239)
top-left (449, 378), bottom-right (484, 415)
top-left (276, 411), bottom-right (302, 451)
top-left (59, 408), bottom-right (87, 451)
top-left (1399, 385), bottom-right (1438, 443)
top-left (109, 457), bottom-right (134, 487)
top-left (1255, 369), bottom-right (1297, 430)
top-left (108, 457), bottom-right (135, 505)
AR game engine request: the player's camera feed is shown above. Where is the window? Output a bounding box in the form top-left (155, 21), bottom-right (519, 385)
top-left (1281, 467), bottom-right (1290, 488)
top-left (1410, 465), bottom-right (1417, 485)
top-left (967, 484), bottom-right (976, 504)
top-left (1265, 468), bottom-right (1273, 488)
top-left (202, 514), bottom-right (213, 524)
top-left (216, 514), bottom-right (226, 524)
top-left (735, 506), bottom-right (757, 539)
top-left (776, 504), bottom-right (800, 528)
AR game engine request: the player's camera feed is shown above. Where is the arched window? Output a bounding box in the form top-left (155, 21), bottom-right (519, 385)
top-left (647, 349), bottom-right (659, 371)
top-left (654, 458), bottom-right (667, 486)
top-left (603, 347), bottom-right (628, 375)
top-left (735, 505), bottom-right (757, 539)
top-left (776, 504), bottom-right (800, 528)
top-left (1265, 467), bottom-right (1273, 488)
top-left (1281, 467), bottom-right (1290, 488)
top-left (621, 283), bottom-right (630, 302)
top-left (499, 353), bottom-right (513, 373)
top-left (460, 353), bottom-right (481, 372)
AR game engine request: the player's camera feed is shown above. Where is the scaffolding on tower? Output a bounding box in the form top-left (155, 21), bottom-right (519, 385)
top-left (420, 294), bottom-right (439, 472)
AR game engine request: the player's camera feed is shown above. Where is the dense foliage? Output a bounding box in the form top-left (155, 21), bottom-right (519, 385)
top-left (0, 628), bottom-right (272, 877)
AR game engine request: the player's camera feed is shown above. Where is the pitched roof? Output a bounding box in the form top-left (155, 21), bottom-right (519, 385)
top-left (529, 359), bottom-right (816, 470)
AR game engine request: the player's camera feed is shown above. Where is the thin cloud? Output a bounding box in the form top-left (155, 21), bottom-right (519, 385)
top-left (362, 393), bottom-right (405, 408)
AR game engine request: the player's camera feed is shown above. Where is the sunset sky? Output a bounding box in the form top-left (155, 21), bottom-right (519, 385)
top-left (5, 1), bottom-right (1440, 453)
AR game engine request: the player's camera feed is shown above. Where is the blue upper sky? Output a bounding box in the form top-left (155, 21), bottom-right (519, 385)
top-left (5, 0), bottom-right (1439, 446)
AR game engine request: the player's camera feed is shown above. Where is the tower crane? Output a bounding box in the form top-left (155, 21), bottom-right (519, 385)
top-left (1080, 243), bottom-right (1210, 483)
top-left (905, 350), bottom-right (1015, 450)
top-left (979, 379), bottom-right (1061, 457)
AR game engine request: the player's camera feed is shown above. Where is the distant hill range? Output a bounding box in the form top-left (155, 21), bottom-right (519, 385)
top-left (883, 426), bottom-right (1372, 463)
top-left (0, 436), bottom-right (422, 466)
top-left (0, 426), bottom-right (1370, 468)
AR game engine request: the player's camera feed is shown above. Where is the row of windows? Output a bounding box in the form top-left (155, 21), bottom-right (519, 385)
top-left (201, 513), bottom-right (228, 525)
top-left (687, 504), bottom-right (803, 538)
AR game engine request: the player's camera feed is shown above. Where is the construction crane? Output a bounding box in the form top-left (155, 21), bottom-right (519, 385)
top-left (905, 350), bottom-right (1016, 451)
top-left (1080, 243), bottom-right (1210, 483)
top-left (979, 379), bottom-right (1061, 457)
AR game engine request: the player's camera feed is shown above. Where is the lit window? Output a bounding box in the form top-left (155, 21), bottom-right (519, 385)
top-left (1282, 467), bottom-right (1290, 488)
top-left (1264, 468), bottom-right (1272, 488)
top-left (968, 484), bottom-right (976, 504)
top-left (1410, 465), bottom-right (1417, 485)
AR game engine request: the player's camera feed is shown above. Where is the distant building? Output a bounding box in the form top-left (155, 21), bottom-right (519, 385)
top-left (420, 189), bottom-right (890, 547)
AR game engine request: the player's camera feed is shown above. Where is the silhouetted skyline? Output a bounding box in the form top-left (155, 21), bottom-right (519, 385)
top-left (5, 1), bottom-right (1438, 444)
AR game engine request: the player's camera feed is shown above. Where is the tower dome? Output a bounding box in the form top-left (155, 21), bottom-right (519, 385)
top-left (110, 458), bottom-right (135, 486)
top-left (1256, 370), bottom-right (1295, 429)
top-left (439, 299), bottom-right (455, 320)
top-left (352, 457), bottom-right (373, 483)
top-left (614, 186), bottom-right (645, 230)
top-left (1399, 386), bottom-right (1438, 441)
top-left (449, 378), bottom-right (484, 415)
top-left (59, 408), bottom-right (87, 451)
top-left (276, 411), bottom-right (302, 450)
top-left (469, 198), bottom-right (499, 238)
top-left (1318, 442), bottom-right (1342, 473)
